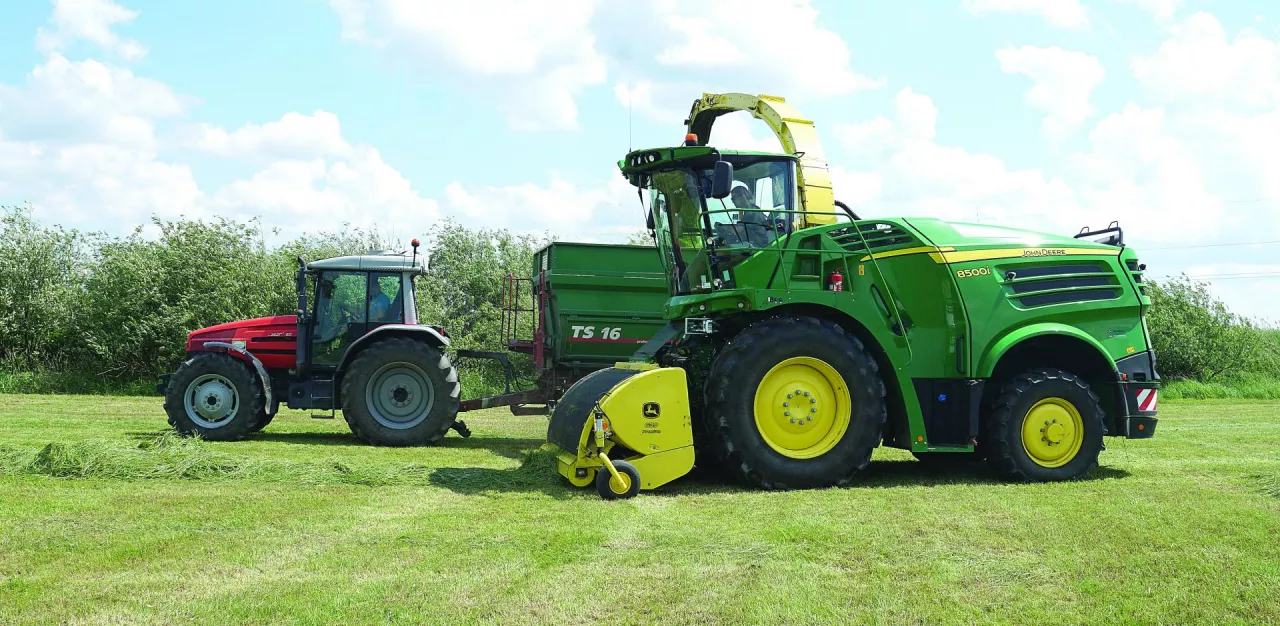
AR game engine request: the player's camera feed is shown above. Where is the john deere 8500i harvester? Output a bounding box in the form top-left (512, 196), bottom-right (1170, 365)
top-left (549, 93), bottom-right (1160, 499)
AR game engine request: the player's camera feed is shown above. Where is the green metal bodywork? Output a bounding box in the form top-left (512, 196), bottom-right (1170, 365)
top-left (531, 242), bottom-right (669, 372)
top-left (613, 145), bottom-right (1155, 454)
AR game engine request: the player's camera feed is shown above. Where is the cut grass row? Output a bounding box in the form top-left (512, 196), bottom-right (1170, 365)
top-left (0, 393), bottom-right (1277, 625)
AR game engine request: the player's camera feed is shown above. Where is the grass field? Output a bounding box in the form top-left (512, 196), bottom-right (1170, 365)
top-left (1, 395), bottom-right (1277, 625)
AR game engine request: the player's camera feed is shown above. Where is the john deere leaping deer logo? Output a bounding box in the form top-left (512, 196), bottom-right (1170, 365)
top-left (642, 402), bottom-right (661, 418)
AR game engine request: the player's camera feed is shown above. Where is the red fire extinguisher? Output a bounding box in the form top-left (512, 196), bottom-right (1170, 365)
top-left (828, 270), bottom-right (844, 292)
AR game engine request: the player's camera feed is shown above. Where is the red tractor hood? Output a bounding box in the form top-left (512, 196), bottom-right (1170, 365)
top-left (187, 316), bottom-right (299, 371)
top-left (190, 315), bottom-right (298, 338)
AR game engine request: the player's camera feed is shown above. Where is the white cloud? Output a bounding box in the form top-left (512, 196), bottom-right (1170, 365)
top-left (832, 88), bottom-right (1083, 229)
top-left (963, 0), bottom-right (1089, 28)
top-left (1068, 105), bottom-right (1223, 241)
top-left (0, 54), bottom-right (186, 151)
top-left (1115, 0), bottom-right (1183, 22)
top-left (441, 173), bottom-right (638, 242)
top-left (209, 146), bottom-right (438, 234)
top-left (996, 45), bottom-right (1106, 141)
top-left (1132, 12), bottom-right (1280, 108)
top-left (333, 0), bottom-right (878, 131)
top-left (329, 0), bottom-right (606, 131)
top-left (36, 0), bottom-right (148, 60)
top-left (189, 111), bottom-right (352, 161)
top-left (632, 0), bottom-right (883, 96)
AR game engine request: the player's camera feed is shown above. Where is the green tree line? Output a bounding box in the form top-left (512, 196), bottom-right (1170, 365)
top-left (1, 204), bottom-right (1277, 395)
top-left (0, 205), bottom-right (548, 394)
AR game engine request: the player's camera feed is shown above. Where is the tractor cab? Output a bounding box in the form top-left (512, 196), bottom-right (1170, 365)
top-left (294, 248), bottom-right (427, 375)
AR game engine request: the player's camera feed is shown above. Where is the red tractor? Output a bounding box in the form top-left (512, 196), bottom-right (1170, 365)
top-left (159, 241), bottom-right (469, 446)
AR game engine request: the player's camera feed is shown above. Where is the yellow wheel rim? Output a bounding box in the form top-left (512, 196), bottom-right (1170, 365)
top-left (1021, 398), bottom-right (1084, 468)
top-left (753, 357), bottom-right (852, 459)
top-left (609, 472), bottom-right (632, 494)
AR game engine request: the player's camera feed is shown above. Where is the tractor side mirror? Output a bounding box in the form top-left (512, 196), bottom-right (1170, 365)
top-left (646, 209), bottom-right (655, 231)
top-left (710, 161), bottom-right (734, 199)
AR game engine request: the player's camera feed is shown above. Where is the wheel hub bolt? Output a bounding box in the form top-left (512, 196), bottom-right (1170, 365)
top-left (803, 391), bottom-right (810, 397)
top-left (790, 418), bottom-right (796, 424)
top-left (783, 402), bottom-right (789, 407)
top-left (806, 416), bottom-right (813, 422)
top-left (784, 411), bottom-right (790, 417)
top-left (811, 408), bottom-right (817, 413)
top-left (810, 398), bottom-right (816, 404)
top-left (787, 393), bottom-right (793, 399)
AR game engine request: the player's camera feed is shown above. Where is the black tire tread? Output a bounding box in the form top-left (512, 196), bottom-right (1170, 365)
top-left (984, 368), bottom-right (1105, 482)
top-left (163, 352), bottom-right (265, 442)
top-left (703, 316), bottom-right (888, 490)
top-left (340, 337), bottom-right (460, 447)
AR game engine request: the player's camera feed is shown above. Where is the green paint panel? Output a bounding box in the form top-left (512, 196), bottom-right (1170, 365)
top-left (533, 243), bottom-right (669, 371)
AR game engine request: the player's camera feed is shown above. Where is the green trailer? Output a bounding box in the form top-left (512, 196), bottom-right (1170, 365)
top-left (457, 242), bottom-right (669, 414)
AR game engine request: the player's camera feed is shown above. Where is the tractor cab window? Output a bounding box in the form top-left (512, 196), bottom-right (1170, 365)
top-left (704, 160), bottom-right (795, 249)
top-left (369, 273), bottom-right (404, 324)
top-left (312, 271), bottom-right (367, 367)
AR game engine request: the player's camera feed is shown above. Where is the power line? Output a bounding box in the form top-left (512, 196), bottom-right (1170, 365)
top-left (1143, 239), bottom-right (1280, 251)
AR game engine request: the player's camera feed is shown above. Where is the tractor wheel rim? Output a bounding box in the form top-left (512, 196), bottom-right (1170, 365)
top-left (366, 362), bottom-right (434, 430)
top-left (184, 374), bottom-right (239, 429)
top-left (752, 356), bottom-right (852, 459)
top-left (1021, 398), bottom-right (1084, 468)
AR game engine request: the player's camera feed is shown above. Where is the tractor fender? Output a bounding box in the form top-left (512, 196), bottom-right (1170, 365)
top-left (335, 324), bottom-right (451, 375)
top-left (201, 341), bottom-right (276, 415)
top-left (977, 323), bottom-right (1114, 379)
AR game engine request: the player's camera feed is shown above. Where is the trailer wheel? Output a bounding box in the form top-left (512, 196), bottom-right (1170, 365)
top-left (703, 316), bottom-right (888, 490)
top-left (164, 352), bottom-right (264, 441)
top-left (984, 368), bottom-right (1105, 482)
top-left (341, 337), bottom-right (460, 446)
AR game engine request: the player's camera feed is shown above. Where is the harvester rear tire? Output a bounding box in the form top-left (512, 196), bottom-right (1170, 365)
top-left (341, 337), bottom-right (460, 447)
top-left (164, 352), bottom-right (265, 442)
top-left (596, 459), bottom-right (641, 500)
top-left (703, 316), bottom-right (888, 490)
top-left (984, 368), bottom-right (1104, 482)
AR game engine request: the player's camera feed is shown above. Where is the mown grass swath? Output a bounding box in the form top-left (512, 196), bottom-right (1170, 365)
top-left (0, 395), bottom-right (1277, 624)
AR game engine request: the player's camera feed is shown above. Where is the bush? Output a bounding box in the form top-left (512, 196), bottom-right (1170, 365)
top-left (0, 206), bottom-right (546, 395)
top-left (1146, 276), bottom-right (1279, 380)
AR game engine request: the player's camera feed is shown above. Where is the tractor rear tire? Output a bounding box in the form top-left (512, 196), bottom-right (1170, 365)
top-left (164, 352), bottom-right (265, 442)
top-left (341, 337), bottom-right (460, 447)
top-left (248, 411), bottom-right (274, 433)
top-left (703, 316), bottom-right (888, 490)
top-left (984, 368), bottom-right (1105, 482)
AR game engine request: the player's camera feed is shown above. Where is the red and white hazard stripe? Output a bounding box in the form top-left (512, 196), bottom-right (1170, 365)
top-left (1136, 389), bottom-right (1159, 412)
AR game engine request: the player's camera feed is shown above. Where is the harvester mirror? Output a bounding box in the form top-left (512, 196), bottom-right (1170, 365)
top-left (710, 161), bottom-right (734, 199)
top-left (645, 209), bottom-right (655, 231)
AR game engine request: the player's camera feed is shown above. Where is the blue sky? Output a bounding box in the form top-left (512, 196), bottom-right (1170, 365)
top-left (1, 0), bottom-right (1278, 321)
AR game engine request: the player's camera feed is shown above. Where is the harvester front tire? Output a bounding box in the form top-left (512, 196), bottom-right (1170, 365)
top-left (596, 459), bottom-right (641, 500)
top-left (164, 352), bottom-right (265, 442)
top-left (704, 316), bottom-right (888, 490)
top-left (341, 337), bottom-right (460, 447)
top-left (984, 368), bottom-right (1105, 482)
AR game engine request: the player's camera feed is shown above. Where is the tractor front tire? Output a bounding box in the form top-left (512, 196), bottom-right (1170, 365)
top-left (704, 316), bottom-right (888, 490)
top-left (164, 352), bottom-right (265, 442)
top-left (341, 337), bottom-right (460, 447)
top-left (984, 368), bottom-right (1105, 482)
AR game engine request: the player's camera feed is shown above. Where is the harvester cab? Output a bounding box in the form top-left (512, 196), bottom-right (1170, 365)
top-left (550, 92), bottom-right (1161, 499)
top-left (161, 240), bottom-right (468, 447)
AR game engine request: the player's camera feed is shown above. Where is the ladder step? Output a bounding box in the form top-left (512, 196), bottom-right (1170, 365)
top-left (310, 412), bottom-right (335, 419)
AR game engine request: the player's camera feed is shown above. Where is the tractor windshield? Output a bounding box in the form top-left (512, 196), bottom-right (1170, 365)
top-left (646, 158), bottom-right (796, 294)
